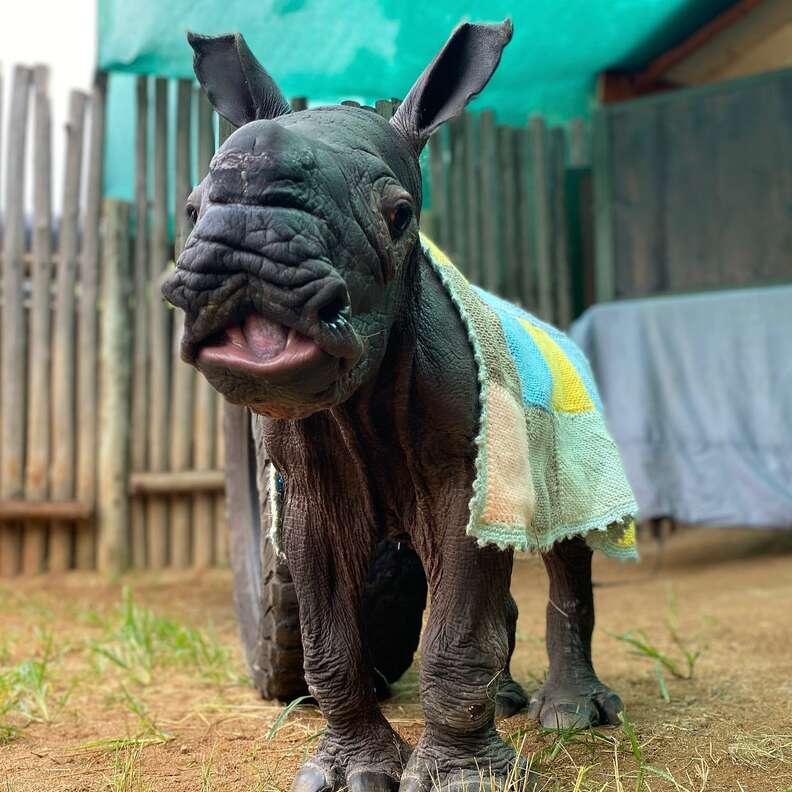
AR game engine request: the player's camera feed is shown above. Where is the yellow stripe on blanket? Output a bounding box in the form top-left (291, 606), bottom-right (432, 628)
top-left (518, 319), bottom-right (595, 414)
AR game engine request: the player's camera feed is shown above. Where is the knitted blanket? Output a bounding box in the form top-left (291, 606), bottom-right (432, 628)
top-left (267, 237), bottom-right (638, 561)
top-left (421, 235), bottom-right (639, 560)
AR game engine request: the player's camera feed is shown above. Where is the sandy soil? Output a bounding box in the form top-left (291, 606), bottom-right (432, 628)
top-left (0, 526), bottom-right (790, 791)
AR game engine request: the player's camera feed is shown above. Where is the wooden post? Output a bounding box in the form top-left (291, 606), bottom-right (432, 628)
top-left (449, 116), bottom-right (468, 276)
top-left (98, 200), bottom-right (132, 575)
top-left (550, 127), bottom-right (572, 328)
top-left (50, 89), bottom-right (88, 571)
top-left (428, 126), bottom-right (450, 249)
top-left (527, 116), bottom-right (554, 323)
top-left (515, 128), bottom-right (536, 311)
top-left (567, 117), bottom-right (590, 168)
top-left (215, 397), bottom-right (229, 567)
top-left (1, 66), bottom-right (32, 576)
top-left (464, 112), bottom-right (482, 284)
top-left (130, 76), bottom-right (149, 569)
top-left (290, 97), bottom-right (308, 112)
top-left (192, 90), bottom-right (217, 568)
top-left (75, 71), bottom-right (107, 570)
top-left (169, 79), bottom-right (194, 568)
top-left (498, 126), bottom-right (519, 302)
top-left (214, 112), bottom-right (235, 567)
top-left (479, 110), bottom-right (502, 294)
top-left (146, 77), bottom-right (171, 569)
top-left (22, 65), bottom-right (52, 575)
top-left (592, 109), bottom-right (615, 303)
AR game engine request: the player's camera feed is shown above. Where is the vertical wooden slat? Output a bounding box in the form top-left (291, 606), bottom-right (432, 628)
top-left (449, 116), bottom-right (468, 275)
top-left (22, 66), bottom-right (52, 574)
top-left (550, 127), bottom-right (572, 328)
top-left (515, 128), bottom-right (536, 311)
top-left (479, 110), bottom-right (502, 294)
top-left (75, 71), bottom-right (107, 570)
top-left (1, 66), bottom-right (32, 576)
top-left (147, 77), bottom-right (171, 569)
top-left (213, 116), bottom-right (235, 567)
top-left (464, 112), bottom-right (482, 284)
top-left (98, 200), bottom-right (132, 575)
top-left (169, 79), bottom-right (194, 569)
top-left (428, 127), bottom-right (450, 249)
top-left (528, 116), bottom-right (553, 323)
top-left (50, 90), bottom-right (88, 572)
top-left (192, 90), bottom-right (216, 569)
top-left (130, 76), bottom-right (149, 569)
top-left (592, 108), bottom-right (615, 303)
top-left (567, 117), bottom-right (590, 168)
top-left (214, 398), bottom-right (228, 567)
top-left (498, 126), bottom-right (519, 303)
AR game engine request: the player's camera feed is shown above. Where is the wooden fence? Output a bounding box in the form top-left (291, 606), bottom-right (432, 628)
top-left (0, 70), bottom-right (592, 576)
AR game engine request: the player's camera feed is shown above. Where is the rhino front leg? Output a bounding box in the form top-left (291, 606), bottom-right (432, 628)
top-left (285, 525), bottom-right (409, 792)
top-left (401, 535), bottom-right (536, 792)
top-left (528, 536), bottom-right (624, 729)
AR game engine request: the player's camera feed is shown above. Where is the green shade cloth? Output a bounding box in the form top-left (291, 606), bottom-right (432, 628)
top-left (100, 0), bottom-right (735, 201)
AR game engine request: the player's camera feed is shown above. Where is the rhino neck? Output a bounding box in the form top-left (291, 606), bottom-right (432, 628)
top-left (261, 247), bottom-right (477, 538)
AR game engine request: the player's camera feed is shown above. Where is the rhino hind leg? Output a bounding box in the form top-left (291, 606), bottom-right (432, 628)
top-left (362, 538), bottom-right (428, 697)
top-left (528, 536), bottom-right (624, 729)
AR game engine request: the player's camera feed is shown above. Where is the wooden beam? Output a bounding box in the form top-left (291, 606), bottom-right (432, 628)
top-left (0, 501), bottom-right (93, 522)
top-left (637, 0), bottom-right (769, 89)
top-left (98, 199), bottom-right (132, 575)
top-left (129, 470), bottom-right (226, 496)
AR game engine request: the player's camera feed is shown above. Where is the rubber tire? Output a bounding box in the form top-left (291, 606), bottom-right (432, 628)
top-left (225, 404), bottom-right (427, 701)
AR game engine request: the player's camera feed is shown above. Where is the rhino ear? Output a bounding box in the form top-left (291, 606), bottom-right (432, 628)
top-left (391, 20), bottom-right (512, 153)
top-left (187, 31), bottom-right (291, 127)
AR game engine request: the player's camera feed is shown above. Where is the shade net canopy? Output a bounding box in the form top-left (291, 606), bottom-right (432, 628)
top-left (100, 0), bottom-right (735, 123)
top-left (99, 0), bottom-right (734, 202)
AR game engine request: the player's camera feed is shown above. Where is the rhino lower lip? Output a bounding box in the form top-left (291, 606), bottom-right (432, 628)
top-left (196, 313), bottom-right (333, 377)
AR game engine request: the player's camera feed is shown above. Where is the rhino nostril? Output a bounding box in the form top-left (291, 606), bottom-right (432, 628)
top-left (318, 294), bottom-right (347, 324)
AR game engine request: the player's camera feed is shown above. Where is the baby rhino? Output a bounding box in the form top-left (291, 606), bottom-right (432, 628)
top-left (163, 20), bottom-right (638, 792)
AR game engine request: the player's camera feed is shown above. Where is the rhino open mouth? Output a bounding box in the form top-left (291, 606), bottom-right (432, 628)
top-left (198, 313), bottom-right (330, 377)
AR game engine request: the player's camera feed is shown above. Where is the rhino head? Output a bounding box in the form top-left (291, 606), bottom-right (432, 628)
top-left (162, 21), bottom-right (512, 419)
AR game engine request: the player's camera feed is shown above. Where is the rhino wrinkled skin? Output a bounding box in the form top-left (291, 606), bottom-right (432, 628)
top-left (162, 22), bottom-right (625, 792)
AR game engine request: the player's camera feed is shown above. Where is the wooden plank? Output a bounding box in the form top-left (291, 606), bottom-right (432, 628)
top-left (130, 76), bottom-right (149, 569)
top-left (1, 501), bottom-right (93, 521)
top-left (528, 116), bottom-right (554, 322)
top-left (98, 200), bottom-right (132, 575)
top-left (592, 108), bottom-right (616, 303)
top-left (22, 65), bottom-right (52, 575)
top-left (449, 116), bottom-right (468, 275)
top-left (464, 112), bottom-right (482, 284)
top-left (129, 470), bottom-right (226, 495)
top-left (219, 116), bottom-right (235, 144)
top-left (1, 66), bottom-right (31, 576)
top-left (50, 89), bottom-right (88, 572)
top-left (428, 126), bottom-right (450, 248)
top-left (75, 71), bottom-right (107, 570)
top-left (567, 117), bottom-right (590, 168)
top-left (549, 128), bottom-right (572, 328)
top-left (214, 399), bottom-right (229, 566)
top-left (374, 99), bottom-right (394, 119)
top-left (636, 0), bottom-right (768, 90)
top-left (498, 126), bottom-right (519, 302)
top-left (193, 89), bottom-right (217, 569)
top-left (169, 79), bottom-right (195, 569)
top-left (479, 110), bottom-right (502, 294)
top-left (146, 77), bottom-right (171, 569)
top-left (515, 128), bottom-right (536, 311)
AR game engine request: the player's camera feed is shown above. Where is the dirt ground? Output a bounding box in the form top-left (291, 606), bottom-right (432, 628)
top-left (0, 527), bottom-right (790, 791)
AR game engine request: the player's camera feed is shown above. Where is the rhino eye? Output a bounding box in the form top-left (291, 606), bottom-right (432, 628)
top-left (389, 201), bottom-right (413, 238)
top-left (185, 203), bottom-right (199, 225)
